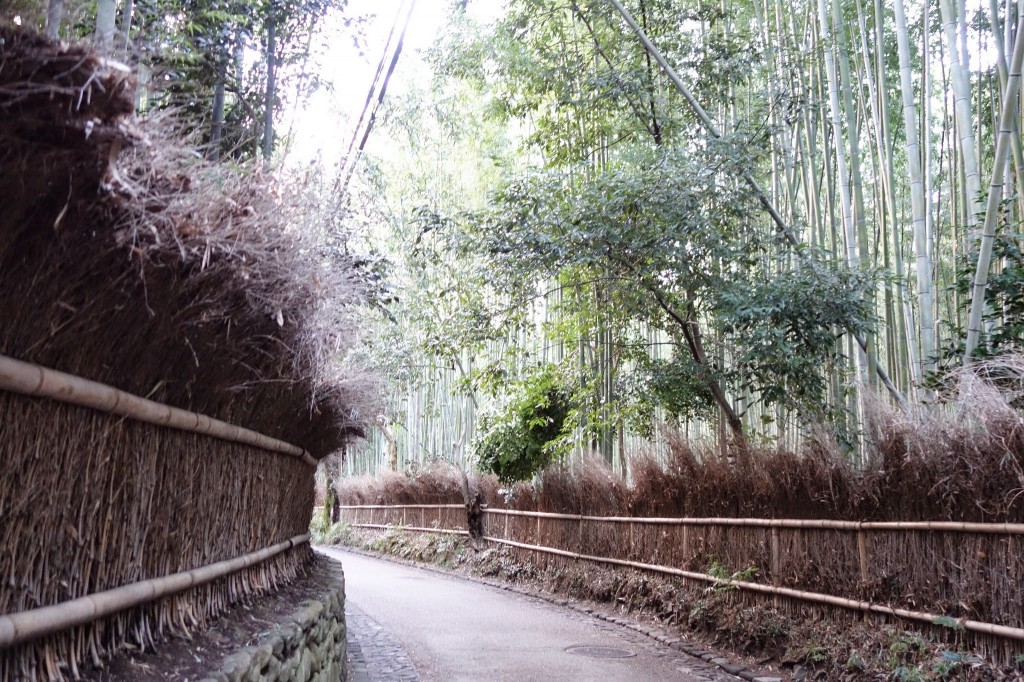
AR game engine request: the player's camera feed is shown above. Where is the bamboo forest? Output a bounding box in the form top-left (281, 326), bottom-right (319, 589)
top-left (336, 0), bottom-right (1024, 479)
top-left (5, 0), bottom-right (1024, 679)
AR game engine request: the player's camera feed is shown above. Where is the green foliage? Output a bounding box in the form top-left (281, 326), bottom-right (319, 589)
top-left (624, 355), bottom-right (717, 433)
top-left (930, 650), bottom-right (984, 679)
top-left (453, 147), bottom-right (873, 433)
top-left (433, 0), bottom-right (762, 158)
top-left (931, 615), bottom-right (964, 631)
top-left (890, 666), bottom-right (926, 682)
top-left (474, 365), bottom-right (571, 482)
top-left (929, 222), bottom-right (1024, 390)
top-left (309, 517), bottom-right (351, 545)
top-left (124, 0), bottom-right (343, 157)
top-left (704, 560), bottom-right (758, 594)
top-left (716, 263), bottom-right (876, 418)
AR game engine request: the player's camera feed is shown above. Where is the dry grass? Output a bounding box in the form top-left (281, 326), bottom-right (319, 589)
top-left (0, 25), bottom-right (379, 456)
top-left (335, 461), bottom-right (500, 506)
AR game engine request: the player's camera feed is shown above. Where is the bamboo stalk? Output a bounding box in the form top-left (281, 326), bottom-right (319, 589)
top-left (483, 536), bottom-right (1024, 642)
top-left (0, 355), bottom-right (317, 467)
top-left (771, 527), bottom-right (781, 608)
top-left (0, 535), bottom-right (309, 649)
top-left (964, 6), bottom-right (1024, 360)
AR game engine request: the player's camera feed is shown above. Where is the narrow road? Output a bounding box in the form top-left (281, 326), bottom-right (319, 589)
top-left (318, 547), bottom-right (734, 682)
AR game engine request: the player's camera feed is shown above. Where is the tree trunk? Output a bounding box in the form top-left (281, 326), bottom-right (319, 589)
top-left (987, 0), bottom-right (1024, 216)
top-left (118, 0), bottom-right (134, 52)
top-left (939, 0), bottom-right (983, 236)
top-left (262, 9), bottom-right (277, 161)
top-left (211, 56), bottom-right (227, 160)
top-left (648, 288), bottom-right (745, 442)
top-left (44, 0), bottom-right (64, 39)
top-left (376, 417), bottom-right (399, 471)
top-left (94, 0), bottom-right (118, 54)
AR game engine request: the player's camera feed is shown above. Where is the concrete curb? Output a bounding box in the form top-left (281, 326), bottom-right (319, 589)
top-left (320, 543), bottom-right (782, 682)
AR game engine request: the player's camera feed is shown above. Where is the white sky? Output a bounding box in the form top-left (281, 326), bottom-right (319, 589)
top-left (282, 0), bottom-right (504, 170)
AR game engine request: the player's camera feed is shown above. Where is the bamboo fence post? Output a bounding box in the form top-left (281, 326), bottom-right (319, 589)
top-left (771, 527), bottom-right (781, 607)
top-left (421, 508), bottom-right (425, 528)
top-left (682, 524), bottom-right (689, 566)
top-left (403, 507), bottom-right (407, 527)
top-left (537, 514), bottom-right (542, 545)
top-left (857, 525), bottom-right (870, 621)
top-left (578, 515), bottom-right (584, 554)
top-left (504, 512), bottom-right (509, 540)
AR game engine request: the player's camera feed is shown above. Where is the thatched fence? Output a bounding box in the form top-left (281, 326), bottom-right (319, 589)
top-left (0, 27), bottom-right (371, 681)
top-left (339, 504), bottom-right (1024, 663)
top-left (0, 356), bottom-right (319, 680)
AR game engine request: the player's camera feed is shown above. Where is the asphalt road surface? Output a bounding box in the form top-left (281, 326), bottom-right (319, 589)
top-left (317, 547), bottom-right (734, 682)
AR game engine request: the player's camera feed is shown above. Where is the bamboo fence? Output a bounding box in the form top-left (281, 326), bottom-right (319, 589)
top-left (0, 534), bottom-right (310, 648)
top-left (339, 504), bottom-right (1024, 657)
top-left (0, 358), bottom-right (319, 680)
top-left (0, 30), bottom-right (358, 680)
top-left (0, 355), bottom-right (318, 467)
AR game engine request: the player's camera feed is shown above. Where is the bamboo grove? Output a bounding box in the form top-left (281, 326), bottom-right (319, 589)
top-left (342, 0), bottom-right (1024, 477)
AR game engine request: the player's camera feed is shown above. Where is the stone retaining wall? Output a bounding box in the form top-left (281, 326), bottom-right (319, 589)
top-left (201, 561), bottom-right (347, 682)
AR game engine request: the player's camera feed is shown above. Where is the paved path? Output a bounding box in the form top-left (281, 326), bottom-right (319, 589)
top-left (318, 547), bottom-right (734, 682)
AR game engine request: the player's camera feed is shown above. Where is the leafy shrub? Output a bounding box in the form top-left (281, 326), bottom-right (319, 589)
top-left (474, 366), bottom-right (570, 482)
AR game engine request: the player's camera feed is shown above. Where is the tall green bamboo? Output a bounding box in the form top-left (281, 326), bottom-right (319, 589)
top-left (894, 0), bottom-right (936, 377)
top-left (964, 8), bottom-right (1024, 361)
top-left (939, 0), bottom-right (983, 237)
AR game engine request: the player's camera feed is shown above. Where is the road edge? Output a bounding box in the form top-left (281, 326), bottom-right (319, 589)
top-left (315, 544), bottom-right (783, 682)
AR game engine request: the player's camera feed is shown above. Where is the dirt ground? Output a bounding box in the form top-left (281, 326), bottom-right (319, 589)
top-left (80, 555), bottom-right (339, 682)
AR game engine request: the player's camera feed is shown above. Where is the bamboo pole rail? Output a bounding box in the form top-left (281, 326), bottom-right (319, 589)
top-left (349, 524), bottom-right (469, 536)
top-left (481, 509), bottom-right (1024, 534)
top-left (482, 536), bottom-right (1024, 642)
top-left (0, 354), bottom-right (317, 467)
top-left (338, 504), bottom-right (466, 510)
top-left (0, 534), bottom-right (309, 649)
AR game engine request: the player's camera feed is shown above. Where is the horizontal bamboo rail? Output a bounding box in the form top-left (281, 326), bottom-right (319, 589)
top-left (482, 509), bottom-right (1024, 534)
top-left (483, 536), bottom-right (1024, 642)
top-left (350, 523), bottom-right (469, 536)
top-left (0, 534), bottom-right (310, 649)
top-left (0, 354), bottom-right (317, 467)
top-left (338, 504), bottom-right (465, 510)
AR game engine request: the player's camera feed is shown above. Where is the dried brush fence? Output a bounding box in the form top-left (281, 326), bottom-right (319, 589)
top-left (1, 27), bottom-right (371, 682)
top-left (339, 504), bottom-right (1024, 663)
top-left (0, 356), bottom-right (317, 680)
